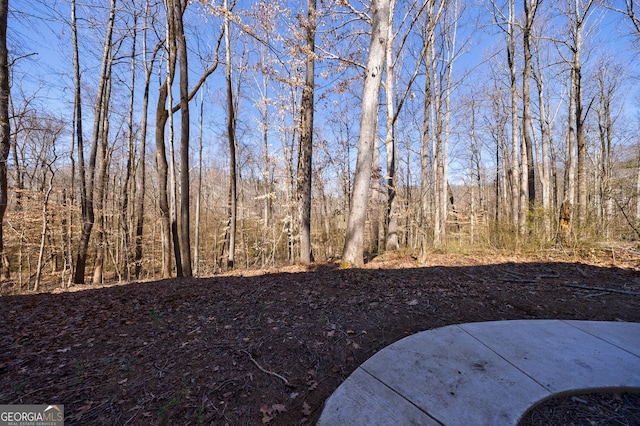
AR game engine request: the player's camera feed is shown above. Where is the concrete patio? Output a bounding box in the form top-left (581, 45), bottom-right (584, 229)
top-left (318, 320), bottom-right (640, 425)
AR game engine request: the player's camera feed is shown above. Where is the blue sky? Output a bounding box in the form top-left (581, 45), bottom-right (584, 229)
top-left (7, 0), bottom-right (640, 190)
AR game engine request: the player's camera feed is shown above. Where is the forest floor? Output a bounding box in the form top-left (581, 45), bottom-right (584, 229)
top-left (1, 248), bottom-right (640, 425)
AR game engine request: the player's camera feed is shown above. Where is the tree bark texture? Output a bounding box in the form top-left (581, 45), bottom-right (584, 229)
top-left (224, 0), bottom-right (237, 270)
top-left (297, 0), bottom-right (316, 264)
top-left (342, 0), bottom-right (390, 267)
top-left (174, 0), bottom-right (192, 276)
top-left (0, 0), bottom-right (10, 278)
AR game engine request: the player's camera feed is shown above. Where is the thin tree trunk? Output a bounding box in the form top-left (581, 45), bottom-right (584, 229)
top-left (92, 74), bottom-right (112, 285)
top-left (342, 0), bottom-right (390, 267)
top-left (522, 0), bottom-right (538, 225)
top-left (532, 37), bottom-right (551, 239)
top-left (121, 15), bottom-right (137, 282)
top-left (384, 0), bottom-right (399, 252)
top-left (419, 0), bottom-right (438, 261)
top-left (0, 0), bottom-right (9, 279)
top-left (155, 80), bottom-right (172, 278)
top-left (134, 7), bottom-right (160, 279)
top-left (34, 169), bottom-right (54, 291)
top-left (297, 0), bottom-right (316, 264)
top-left (224, 0), bottom-right (237, 270)
top-left (74, 0), bottom-right (116, 284)
top-left (572, 0), bottom-right (594, 228)
top-left (508, 0), bottom-right (521, 232)
top-left (194, 90), bottom-right (203, 276)
top-left (635, 153), bottom-right (640, 221)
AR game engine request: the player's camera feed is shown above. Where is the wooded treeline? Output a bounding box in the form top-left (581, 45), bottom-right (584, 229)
top-left (2, 0), bottom-right (640, 287)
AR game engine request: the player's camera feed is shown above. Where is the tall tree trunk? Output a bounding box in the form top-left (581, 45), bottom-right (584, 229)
top-left (194, 90), bottom-right (204, 276)
top-left (522, 0), bottom-right (538, 224)
top-left (155, 80), bottom-right (173, 278)
top-left (0, 0), bottom-right (10, 279)
top-left (418, 0), bottom-right (439, 261)
top-left (134, 7), bottom-right (160, 279)
top-left (174, 0), bottom-right (192, 276)
top-left (297, 0), bottom-right (316, 264)
top-left (342, 0), bottom-right (390, 267)
top-left (224, 0), bottom-right (237, 269)
top-left (92, 74), bottom-right (112, 285)
top-left (532, 37), bottom-right (552, 239)
top-left (384, 0), bottom-right (399, 252)
top-left (74, 0), bottom-right (116, 284)
top-left (165, 0), bottom-right (182, 277)
top-left (121, 15), bottom-right (137, 282)
top-left (636, 152), bottom-right (640, 222)
top-left (507, 0), bottom-right (521, 232)
top-left (571, 0), bottom-right (594, 228)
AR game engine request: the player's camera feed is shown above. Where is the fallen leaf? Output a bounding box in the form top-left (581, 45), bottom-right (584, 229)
top-left (272, 404), bottom-right (286, 413)
top-left (259, 404), bottom-right (271, 414)
top-left (302, 401), bottom-right (312, 416)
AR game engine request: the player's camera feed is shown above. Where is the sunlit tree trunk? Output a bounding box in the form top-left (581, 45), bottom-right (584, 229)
top-left (194, 91), bottom-right (204, 276)
top-left (224, 0), bottom-right (237, 269)
top-left (74, 0), bottom-right (116, 284)
top-left (134, 3), bottom-right (160, 280)
top-left (532, 35), bottom-right (552, 239)
top-left (297, 0), bottom-right (316, 264)
top-left (507, 0), bottom-right (521, 232)
top-left (92, 74), bottom-right (112, 285)
top-left (384, 0), bottom-right (399, 252)
top-left (34, 167), bottom-right (54, 291)
top-left (174, 0), bottom-right (192, 276)
top-left (342, 0), bottom-right (390, 267)
top-left (0, 0), bottom-right (10, 278)
top-left (418, 0), bottom-right (440, 261)
top-left (121, 15), bottom-right (137, 282)
top-left (522, 0), bottom-right (539, 229)
top-left (570, 0), bottom-right (595, 228)
top-left (155, 79), bottom-right (172, 278)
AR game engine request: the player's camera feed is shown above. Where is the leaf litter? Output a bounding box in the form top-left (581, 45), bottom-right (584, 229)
top-left (1, 253), bottom-right (639, 424)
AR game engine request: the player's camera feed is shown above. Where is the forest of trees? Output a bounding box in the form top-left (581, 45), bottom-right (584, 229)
top-left (2, 0), bottom-right (640, 288)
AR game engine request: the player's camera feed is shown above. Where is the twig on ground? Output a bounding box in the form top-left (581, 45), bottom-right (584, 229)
top-left (576, 266), bottom-right (590, 278)
top-left (563, 283), bottom-right (640, 297)
top-left (240, 350), bottom-right (289, 385)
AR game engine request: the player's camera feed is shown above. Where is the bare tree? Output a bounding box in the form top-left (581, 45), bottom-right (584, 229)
top-left (0, 0), bottom-right (9, 278)
top-left (522, 0), bottom-right (540, 220)
top-left (297, 0), bottom-right (316, 264)
top-left (34, 126), bottom-right (62, 291)
top-left (594, 59), bottom-right (621, 236)
top-left (224, 0), bottom-right (237, 269)
top-left (566, 0), bottom-right (595, 228)
top-left (121, 12), bottom-right (138, 281)
top-left (174, 0), bottom-right (192, 276)
top-left (73, 0), bottom-right (117, 285)
top-left (134, 1), bottom-right (162, 279)
top-left (342, 0), bottom-right (391, 267)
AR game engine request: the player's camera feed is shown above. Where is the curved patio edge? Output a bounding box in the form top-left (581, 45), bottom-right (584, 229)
top-left (317, 320), bottom-right (640, 426)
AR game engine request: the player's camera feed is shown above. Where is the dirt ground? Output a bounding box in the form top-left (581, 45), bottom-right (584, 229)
top-left (1, 251), bottom-right (639, 425)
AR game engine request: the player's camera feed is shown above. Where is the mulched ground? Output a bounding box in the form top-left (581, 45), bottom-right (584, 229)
top-left (520, 391), bottom-right (640, 426)
top-left (1, 252), bottom-right (639, 425)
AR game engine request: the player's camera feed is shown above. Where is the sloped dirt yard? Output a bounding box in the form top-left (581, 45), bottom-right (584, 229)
top-left (1, 253), bottom-right (640, 425)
